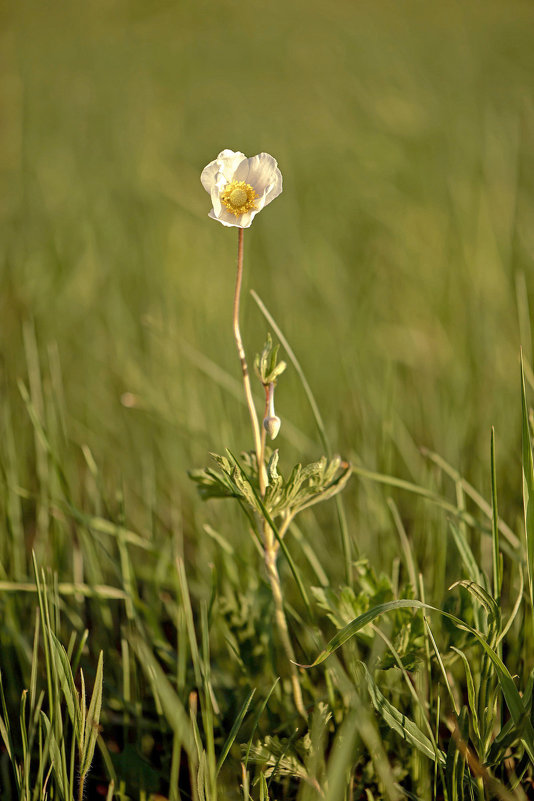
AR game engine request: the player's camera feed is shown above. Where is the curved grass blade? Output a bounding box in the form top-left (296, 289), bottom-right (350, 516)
top-left (250, 289), bottom-right (353, 583)
top-left (421, 446), bottom-right (519, 550)
top-left (448, 521), bottom-right (484, 588)
top-left (244, 679), bottom-right (280, 768)
top-left (79, 651), bottom-right (103, 777)
top-left (305, 597), bottom-right (534, 761)
top-left (352, 464), bottom-right (519, 560)
top-left (49, 633), bottom-right (78, 731)
top-left (520, 352), bottom-right (534, 615)
top-left (129, 634), bottom-right (195, 758)
top-left (490, 427), bottom-right (502, 603)
top-left (360, 662), bottom-right (446, 765)
top-left (216, 689), bottom-right (255, 775)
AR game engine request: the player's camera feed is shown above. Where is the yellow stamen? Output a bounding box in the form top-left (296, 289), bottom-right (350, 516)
top-left (221, 180), bottom-right (258, 217)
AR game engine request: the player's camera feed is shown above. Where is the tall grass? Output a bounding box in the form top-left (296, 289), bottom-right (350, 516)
top-left (1, 0), bottom-right (534, 798)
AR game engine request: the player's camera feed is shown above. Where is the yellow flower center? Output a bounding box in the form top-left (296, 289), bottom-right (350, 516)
top-left (221, 180), bottom-right (258, 217)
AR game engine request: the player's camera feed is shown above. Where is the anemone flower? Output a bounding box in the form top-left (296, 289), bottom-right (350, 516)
top-left (200, 149), bottom-right (282, 228)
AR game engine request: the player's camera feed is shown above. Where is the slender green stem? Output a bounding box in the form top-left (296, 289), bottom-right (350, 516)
top-left (232, 228), bottom-right (265, 493)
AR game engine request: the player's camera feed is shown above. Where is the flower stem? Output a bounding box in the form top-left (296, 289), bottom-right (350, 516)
top-left (233, 230), bottom-right (304, 718)
top-left (258, 384), bottom-right (269, 492)
top-left (233, 228), bottom-right (266, 493)
top-left (264, 542), bottom-right (307, 720)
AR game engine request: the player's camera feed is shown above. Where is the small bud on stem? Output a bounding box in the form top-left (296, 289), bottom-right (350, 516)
top-left (263, 383), bottom-right (281, 439)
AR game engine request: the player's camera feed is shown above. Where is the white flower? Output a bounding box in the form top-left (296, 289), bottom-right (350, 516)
top-left (200, 149), bottom-right (283, 228)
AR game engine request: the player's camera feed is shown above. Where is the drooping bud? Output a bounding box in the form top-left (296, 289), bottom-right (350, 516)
top-left (263, 382), bottom-right (281, 440)
top-left (263, 415), bottom-right (281, 440)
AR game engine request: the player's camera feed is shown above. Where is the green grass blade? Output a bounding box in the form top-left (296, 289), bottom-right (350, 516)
top-left (0, 673), bottom-right (16, 768)
top-left (490, 427), bottom-right (502, 603)
top-left (421, 447), bottom-right (519, 550)
top-left (307, 597), bottom-right (534, 761)
top-left (244, 679), bottom-right (280, 768)
top-left (520, 352), bottom-right (534, 614)
top-left (448, 522), bottom-right (484, 587)
top-left (216, 689), bottom-right (255, 775)
top-left (250, 289), bottom-right (353, 583)
top-left (450, 647), bottom-right (481, 744)
top-left (360, 662), bottom-right (446, 765)
top-left (352, 464), bottom-right (519, 558)
top-left (49, 633), bottom-right (78, 731)
top-left (40, 712), bottom-right (66, 800)
top-left (130, 634), bottom-right (196, 758)
top-left (79, 651), bottom-right (103, 777)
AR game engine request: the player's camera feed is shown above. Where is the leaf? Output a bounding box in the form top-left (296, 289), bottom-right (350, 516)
top-left (216, 689), bottom-right (255, 774)
top-left (305, 597), bottom-right (534, 762)
top-left (226, 450), bottom-right (312, 615)
top-left (448, 521), bottom-right (485, 588)
top-left (490, 427), bottom-right (502, 602)
top-left (520, 352), bottom-right (534, 613)
top-left (449, 580), bottom-right (501, 636)
top-left (50, 633), bottom-right (79, 733)
top-left (360, 662), bottom-right (445, 765)
top-left (0, 672), bottom-right (14, 763)
top-left (129, 635), bottom-right (195, 757)
top-left (40, 712), bottom-right (66, 799)
top-left (79, 651), bottom-right (103, 777)
top-left (486, 669), bottom-right (534, 765)
top-left (450, 647), bottom-right (481, 742)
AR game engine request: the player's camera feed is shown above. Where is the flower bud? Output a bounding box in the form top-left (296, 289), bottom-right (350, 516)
top-left (263, 415), bottom-right (281, 440)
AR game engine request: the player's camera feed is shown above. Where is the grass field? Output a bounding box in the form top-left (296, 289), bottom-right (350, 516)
top-left (1, 0), bottom-right (534, 798)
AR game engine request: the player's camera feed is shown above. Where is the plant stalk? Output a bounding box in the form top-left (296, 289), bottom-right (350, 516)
top-left (233, 228), bottom-right (266, 494)
top-left (232, 228), bottom-right (305, 719)
top-left (264, 540), bottom-right (307, 720)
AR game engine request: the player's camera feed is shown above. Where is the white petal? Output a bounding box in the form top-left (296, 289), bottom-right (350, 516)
top-left (261, 167), bottom-right (283, 208)
top-left (208, 207), bottom-right (245, 228)
top-left (216, 149), bottom-right (247, 182)
top-left (200, 150), bottom-right (247, 194)
top-left (238, 209), bottom-right (258, 228)
top-left (210, 185), bottom-right (222, 216)
top-left (218, 148), bottom-right (245, 162)
top-left (202, 150), bottom-right (282, 227)
top-left (200, 160), bottom-right (220, 194)
top-left (235, 153), bottom-right (282, 197)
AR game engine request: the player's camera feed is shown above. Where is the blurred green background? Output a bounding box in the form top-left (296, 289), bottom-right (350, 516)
top-left (2, 0), bottom-right (534, 577)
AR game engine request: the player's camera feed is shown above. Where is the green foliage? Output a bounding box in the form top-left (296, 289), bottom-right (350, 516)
top-left (190, 450), bottom-right (352, 522)
top-left (254, 334), bottom-right (287, 387)
top-left (2, 0), bottom-right (534, 798)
